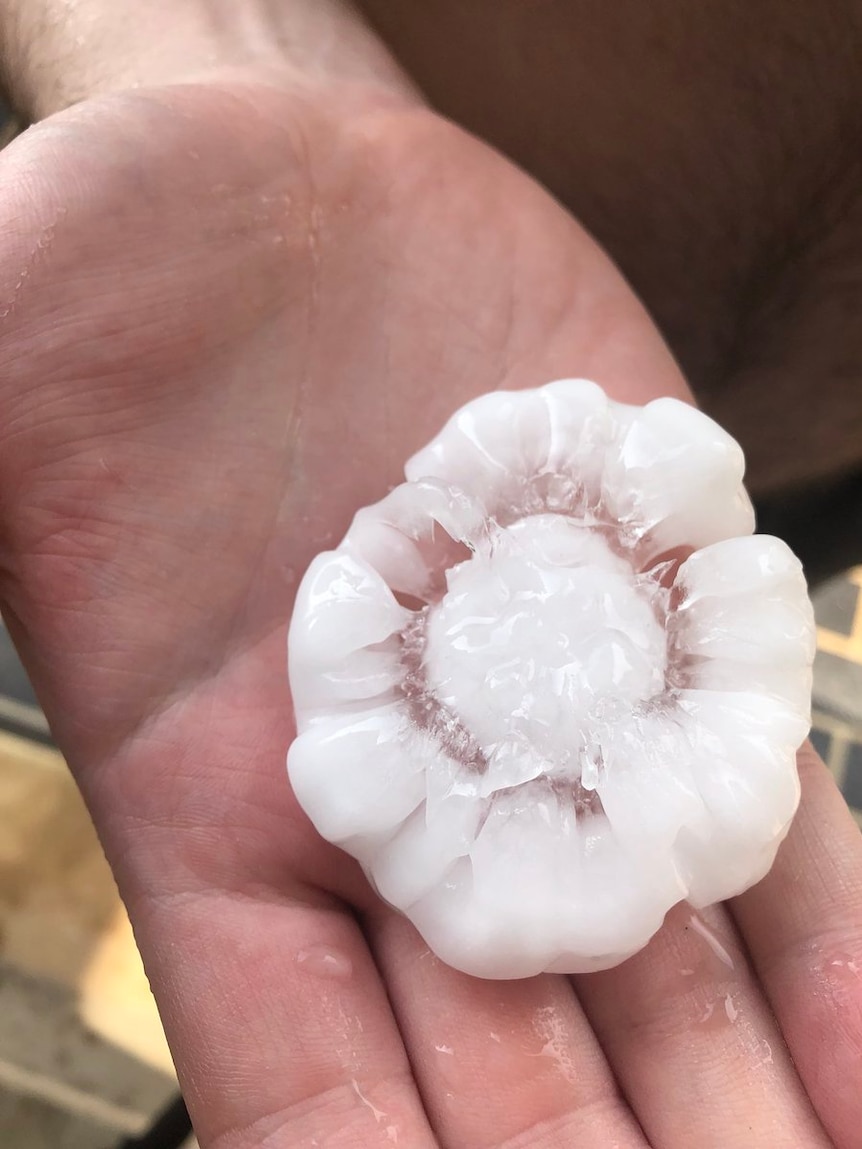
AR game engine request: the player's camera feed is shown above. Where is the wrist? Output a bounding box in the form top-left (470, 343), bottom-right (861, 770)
top-left (0, 0), bottom-right (417, 121)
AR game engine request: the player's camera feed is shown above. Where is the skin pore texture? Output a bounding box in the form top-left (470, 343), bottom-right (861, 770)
top-left (0, 2), bottom-right (859, 1148)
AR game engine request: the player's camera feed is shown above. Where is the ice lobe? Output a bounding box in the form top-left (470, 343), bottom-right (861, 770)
top-left (287, 380), bottom-right (815, 979)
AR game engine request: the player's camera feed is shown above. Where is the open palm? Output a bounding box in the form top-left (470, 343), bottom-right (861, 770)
top-left (0, 75), bottom-right (859, 1148)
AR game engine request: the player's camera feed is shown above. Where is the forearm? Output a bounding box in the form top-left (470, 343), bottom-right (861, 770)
top-left (0, 0), bottom-right (417, 120)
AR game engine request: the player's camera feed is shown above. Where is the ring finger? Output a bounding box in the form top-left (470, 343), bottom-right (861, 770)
top-left (573, 900), bottom-right (831, 1148)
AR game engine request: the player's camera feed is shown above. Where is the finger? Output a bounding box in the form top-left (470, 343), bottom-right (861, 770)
top-left (369, 909), bottom-right (648, 1149)
top-left (77, 649), bottom-right (440, 1149)
top-left (137, 888), bottom-right (439, 1149)
top-left (573, 902), bottom-right (832, 1148)
top-left (731, 743), bottom-right (862, 1149)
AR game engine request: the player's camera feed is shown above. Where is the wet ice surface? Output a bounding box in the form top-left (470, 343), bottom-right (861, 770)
top-left (288, 380), bottom-right (815, 979)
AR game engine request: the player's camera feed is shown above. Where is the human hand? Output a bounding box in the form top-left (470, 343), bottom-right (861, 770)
top-left (0, 12), bottom-right (859, 1148)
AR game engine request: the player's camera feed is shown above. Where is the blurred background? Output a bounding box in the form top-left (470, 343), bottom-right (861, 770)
top-left (0, 99), bottom-right (860, 1149)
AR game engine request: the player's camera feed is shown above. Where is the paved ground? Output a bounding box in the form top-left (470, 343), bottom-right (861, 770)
top-left (811, 568), bottom-right (862, 826)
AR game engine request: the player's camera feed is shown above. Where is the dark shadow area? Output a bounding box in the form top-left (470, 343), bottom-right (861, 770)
top-left (754, 470), bottom-right (862, 587)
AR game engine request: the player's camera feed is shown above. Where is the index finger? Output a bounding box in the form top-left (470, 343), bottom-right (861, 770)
top-left (88, 644), bottom-right (442, 1149)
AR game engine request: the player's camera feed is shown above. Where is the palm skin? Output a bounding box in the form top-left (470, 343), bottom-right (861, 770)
top-left (0, 75), bottom-right (859, 1149)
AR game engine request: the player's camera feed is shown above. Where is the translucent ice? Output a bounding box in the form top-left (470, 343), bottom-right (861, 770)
top-left (288, 380), bottom-right (815, 979)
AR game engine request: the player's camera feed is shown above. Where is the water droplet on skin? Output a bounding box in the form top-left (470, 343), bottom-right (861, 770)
top-left (698, 1001), bottom-right (727, 1030)
top-left (723, 993), bottom-right (738, 1022)
top-left (697, 992), bottom-right (739, 1029)
top-left (351, 1079), bottom-right (387, 1123)
top-left (296, 945), bottom-right (353, 980)
top-left (826, 955), bottom-right (861, 984)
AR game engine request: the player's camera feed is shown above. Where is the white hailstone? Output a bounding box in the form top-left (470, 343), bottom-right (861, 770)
top-left (287, 380), bottom-right (815, 979)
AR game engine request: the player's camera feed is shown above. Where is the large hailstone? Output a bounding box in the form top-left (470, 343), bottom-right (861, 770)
top-left (287, 380), bottom-right (815, 979)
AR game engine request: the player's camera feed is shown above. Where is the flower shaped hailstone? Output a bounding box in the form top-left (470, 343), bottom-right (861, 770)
top-left (288, 380), bottom-right (815, 979)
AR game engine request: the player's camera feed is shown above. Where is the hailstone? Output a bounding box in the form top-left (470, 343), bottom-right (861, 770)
top-left (287, 380), bottom-right (815, 979)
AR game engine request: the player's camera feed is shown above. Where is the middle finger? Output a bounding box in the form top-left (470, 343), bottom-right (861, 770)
top-left (371, 908), bottom-right (649, 1149)
top-left (573, 901), bottom-right (831, 1148)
